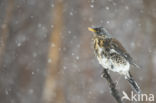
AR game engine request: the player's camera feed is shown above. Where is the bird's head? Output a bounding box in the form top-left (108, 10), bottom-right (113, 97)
top-left (88, 27), bottom-right (110, 38)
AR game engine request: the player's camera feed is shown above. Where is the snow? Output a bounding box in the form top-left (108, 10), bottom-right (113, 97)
top-left (106, 21), bottom-right (110, 24)
top-left (16, 34), bottom-right (26, 47)
top-left (105, 6), bottom-right (110, 10)
top-left (30, 15), bottom-right (34, 19)
top-left (0, 0), bottom-right (155, 103)
top-left (130, 42), bottom-right (135, 49)
top-left (51, 4), bottom-right (55, 8)
top-left (68, 30), bottom-right (71, 34)
top-left (38, 23), bottom-right (42, 28)
top-left (72, 53), bottom-right (75, 56)
top-left (5, 90), bottom-right (9, 95)
top-left (63, 66), bottom-right (67, 70)
top-left (32, 52), bottom-right (37, 58)
top-left (76, 56), bottom-right (79, 60)
top-left (69, 12), bottom-right (73, 16)
top-left (48, 58), bottom-right (52, 63)
top-left (125, 6), bottom-right (129, 10)
top-left (32, 72), bottom-right (35, 75)
top-left (50, 25), bottom-right (54, 28)
top-left (17, 43), bottom-right (21, 47)
top-left (51, 43), bottom-right (55, 48)
top-left (28, 89), bottom-right (34, 94)
top-left (90, 5), bottom-right (94, 8)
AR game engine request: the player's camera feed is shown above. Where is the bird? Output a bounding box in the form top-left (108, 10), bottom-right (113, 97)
top-left (88, 27), bottom-right (141, 94)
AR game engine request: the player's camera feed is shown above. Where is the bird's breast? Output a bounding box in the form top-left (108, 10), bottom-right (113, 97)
top-left (109, 53), bottom-right (130, 75)
top-left (94, 43), bottom-right (130, 75)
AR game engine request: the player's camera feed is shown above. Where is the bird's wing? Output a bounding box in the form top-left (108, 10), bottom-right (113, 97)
top-left (109, 38), bottom-right (141, 69)
top-left (110, 38), bottom-right (132, 61)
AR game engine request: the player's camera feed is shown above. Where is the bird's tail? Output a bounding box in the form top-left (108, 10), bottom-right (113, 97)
top-left (126, 72), bottom-right (141, 94)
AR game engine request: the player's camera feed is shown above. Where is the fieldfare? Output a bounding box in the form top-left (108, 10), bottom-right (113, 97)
top-left (88, 27), bottom-right (141, 93)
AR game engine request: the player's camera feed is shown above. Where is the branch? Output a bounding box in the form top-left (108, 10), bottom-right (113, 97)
top-left (101, 69), bottom-right (124, 103)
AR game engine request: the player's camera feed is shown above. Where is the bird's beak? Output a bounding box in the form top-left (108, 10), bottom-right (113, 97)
top-left (88, 27), bottom-right (96, 33)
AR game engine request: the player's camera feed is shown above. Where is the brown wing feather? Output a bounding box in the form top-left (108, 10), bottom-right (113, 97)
top-left (111, 39), bottom-right (127, 53)
top-left (110, 38), bottom-right (141, 69)
top-left (110, 38), bottom-right (133, 63)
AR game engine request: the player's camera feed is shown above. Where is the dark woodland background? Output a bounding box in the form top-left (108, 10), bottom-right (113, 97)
top-left (0, 0), bottom-right (156, 103)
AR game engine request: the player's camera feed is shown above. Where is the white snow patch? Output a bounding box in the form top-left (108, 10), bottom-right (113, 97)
top-left (28, 89), bottom-right (34, 94)
top-left (72, 53), bottom-right (75, 56)
top-left (16, 34), bottom-right (26, 47)
top-left (48, 58), bottom-right (52, 63)
top-left (51, 4), bottom-right (55, 8)
top-left (32, 72), bottom-right (35, 75)
top-left (38, 23), bottom-right (42, 28)
top-left (90, 5), bottom-right (94, 8)
top-left (125, 6), bottom-right (129, 10)
top-left (30, 15), bottom-right (34, 19)
top-left (105, 6), bottom-right (110, 10)
top-left (130, 42), bottom-right (135, 48)
top-left (51, 43), bottom-right (56, 48)
top-left (63, 66), bottom-right (67, 70)
top-left (5, 90), bottom-right (9, 95)
top-left (76, 56), bottom-right (79, 60)
top-left (69, 12), bottom-right (73, 16)
top-left (63, 47), bottom-right (66, 51)
top-left (51, 25), bottom-right (54, 28)
top-left (106, 21), bottom-right (110, 24)
top-left (68, 30), bottom-right (71, 34)
top-left (32, 52), bottom-right (37, 57)
top-left (113, 2), bottom-right (117, 6)
top-left (17, 43), bottom-right (21, 47)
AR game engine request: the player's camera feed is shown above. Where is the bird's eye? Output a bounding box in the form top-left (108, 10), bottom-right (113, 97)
top-left (96, 29), bottom-right (102, 35)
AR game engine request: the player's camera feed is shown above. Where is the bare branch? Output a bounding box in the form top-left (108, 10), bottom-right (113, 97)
top-left (101, 69), bottom-right (124, 103)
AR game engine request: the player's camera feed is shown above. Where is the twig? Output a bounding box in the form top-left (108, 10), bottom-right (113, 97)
top-left (101, 69), bottom-right (124, 103)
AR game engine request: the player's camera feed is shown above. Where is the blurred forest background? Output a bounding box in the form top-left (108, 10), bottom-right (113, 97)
top-left (0, 0), bottom-right (156, 103)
